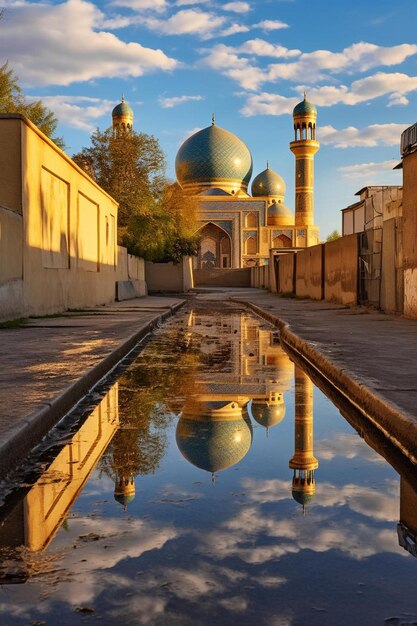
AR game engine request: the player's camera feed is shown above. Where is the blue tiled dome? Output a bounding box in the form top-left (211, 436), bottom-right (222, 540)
top-left (175, 124), bottom-right (253, 189)
top-left (252, 166), bottom-right (286, 197)
top-left (293, 96), bottom-right (317, 117)
top-left (292, 490), bottom-right (315, 505)
top-left (176, 415), bottom-right (253, 474)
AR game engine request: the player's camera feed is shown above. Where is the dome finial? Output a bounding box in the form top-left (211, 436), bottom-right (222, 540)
top-left (303, 90), bottom-right (307, 100)
top-left (122, 93), bottom-right (125, 103)
top-left (212, 112), bottom-right (215, 126)
top-left (266, 159), bottom-right (269, 170)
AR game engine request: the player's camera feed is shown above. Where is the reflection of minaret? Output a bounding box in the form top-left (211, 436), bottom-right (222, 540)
top-left (114, 474), bottom-right (136, 510)
top-left (398, 477), bottom-right (417, 557)
top-left (289, 367), bottom-right (318, 512)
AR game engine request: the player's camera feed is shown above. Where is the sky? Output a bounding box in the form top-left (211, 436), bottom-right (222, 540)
top-left (1, 0), bottom-right (416, 237)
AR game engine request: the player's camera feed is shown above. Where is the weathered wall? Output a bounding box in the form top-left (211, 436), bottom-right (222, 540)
top-left (295, 244), bottom-right (323, 300)
top-left (0, 115), bottom-right (123, 321)
top-left (402, 150), bottom-right (417, 318)
top-left (380, 217), bottom-right (403, 314)
top-left (324, 234), bottom-right (358, 305)
top-left (278, 253), bottom-right (296, 294)
top-left (250, 265), bottom-right (269, 289)
top-left (194, 267), bottom-right (251, 287)
top-left (146, 261), bottom-right (184, 292)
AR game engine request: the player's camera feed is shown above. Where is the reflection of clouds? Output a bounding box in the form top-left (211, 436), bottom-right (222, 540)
top-left (242, 477), bottom-right (399, 522)
top-left (219, 596), bottom-right (248, 612)
top-left (0, 517), bottom-right (177, 618)
top-left (109, 594), bottom-right (167, 625)
top-left (199, 489), bottom-right (403, 565)
top-left (315, 432), bottom-right (385, 463)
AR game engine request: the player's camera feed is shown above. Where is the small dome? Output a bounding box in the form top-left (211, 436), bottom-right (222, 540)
top-left (292, 490), bottom-right (315, 505)
top-left (114, 493), bottom-right (135, 507)
top-left (251, 165), bottom-right (286, 197)
top-left (293, 95), bottom-right (317, 117)
top-left (251, 400), bottom-right (286, 429)
top-left (175, 123), bottom-right (253, 194)
top-left (112, 98), bottom-right (133, 118)
top-left (267, 200), bottom-right (294, 227)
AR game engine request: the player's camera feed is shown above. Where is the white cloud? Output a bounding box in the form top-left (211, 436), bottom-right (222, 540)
top-left (0, 0), bottom-right (178, 87)
top-left (159, 94), bottom-right (204, 108)
top-left (28, 95), bottom-right (115, 132)
top-left (223, 2), bottom-right (251, 13)
top-left (144, 8), bottom-right (226, 37)
top-left (253, 19), bottom-right (289, 30)
top-left (338, 160), bottom-right (401, 179)
top-left (319, 123), bottom-right (409, 148)
top-left (236, 38), bottom-right (301, 59)
top-left (240, 92), bottom-right (299, 116)
top-left (110, 0), bottom-right (167, 11)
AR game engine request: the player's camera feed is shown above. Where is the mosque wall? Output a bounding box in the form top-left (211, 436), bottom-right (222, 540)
top-left (295, 244), bottom-right (324, 300)
top-left (0, 116), bottom-right (142, 321)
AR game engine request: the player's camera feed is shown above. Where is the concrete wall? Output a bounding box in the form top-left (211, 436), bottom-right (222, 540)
top-left (324, 234), bottom-right (358, 305)
top-left (250, 265), bottom-right (269, 289)
top-left (295, 244), bottom-right (324, 300)
top-left (146, 257), bottom-right (193, 292)
top-left (402, 150), bottom-right (417, 318)
top-left (194, 267), bottom-right (251, 288)
top-left (278, 253), bottom-right (296, 294)
top-left (381, 217), bottom-right (404, 314)
top-left (0, 115), bottom-right (122, 320)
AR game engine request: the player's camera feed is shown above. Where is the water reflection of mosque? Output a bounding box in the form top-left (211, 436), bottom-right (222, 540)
top-left (176, 311), bottom-right (319, 509)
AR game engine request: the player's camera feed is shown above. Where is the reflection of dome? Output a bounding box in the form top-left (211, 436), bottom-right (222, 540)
top-left (175, 124), bottom-right (253, 195)
top-left (252, 166), bottom-right (286, 198)
top-left (114, 493), bottom-right (135, 507)
top-left (293, 95), bottom-right (317, 117)
top-left (268, 200), bottom-right (294, 227)
top-left (176, 401), bottom-right (253, 474)
top-left (114, 475), bottom-right (135, 509)
top-left (292, 490), bottom-right (315, 505)
top-left (251, 399), bottom-right (286, 429)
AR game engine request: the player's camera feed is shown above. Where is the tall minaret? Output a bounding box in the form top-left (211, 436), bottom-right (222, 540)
top-left (289, 367), bottom-right (318, 513)
top-left (289, 94), bottom-right (320, 246)
top-left (112, 95), bottom-right (134, 136)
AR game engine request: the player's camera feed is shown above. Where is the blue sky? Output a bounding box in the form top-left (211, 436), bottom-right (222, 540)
top-left (1, 0), bottom-right (416, 237)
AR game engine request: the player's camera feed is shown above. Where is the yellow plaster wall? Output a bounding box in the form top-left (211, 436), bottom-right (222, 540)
top-left (0, 116), bottom-right (145, 320)
top-left (324, 234), bottom-right (358, 305)
top-left (278, 253), bottom-right (296, 294)
top-left (295, 244), bottom-right (323, 300)
top-left (402, 151), bottom-right (417, 318)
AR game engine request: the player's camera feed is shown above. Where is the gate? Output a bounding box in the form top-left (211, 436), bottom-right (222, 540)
top-left (358, 228), bottom-right (382, 306)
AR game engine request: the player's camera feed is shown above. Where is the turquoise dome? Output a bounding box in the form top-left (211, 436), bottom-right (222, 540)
top-left (267, 199), bottom-right (294, 226)
top-left (112, 100), bottom-right (133, 117)
top-left (293, 96), bottom-right (317, 117)
top-left (176, 415), bottom-right (253, 474)
top-left (252, 166), bottom-right (286, 197)
top-left (251, 401), bottom-right (286, 429)
top-left (292, 490), bottom-right (315, 505)
top-left (175, 124), bottom-right (253, 189)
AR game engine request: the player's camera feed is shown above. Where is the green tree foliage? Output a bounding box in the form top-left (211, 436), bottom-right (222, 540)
top-left (326, 229), bottom-right (341, 242)
top-left (0, 62), bottom-right (65, 149)
top-left (73, 127), bottom-right (199, 261)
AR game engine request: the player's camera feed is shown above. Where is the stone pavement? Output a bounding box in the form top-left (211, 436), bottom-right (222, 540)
top-left (0, 296), bottom-right (184, 476)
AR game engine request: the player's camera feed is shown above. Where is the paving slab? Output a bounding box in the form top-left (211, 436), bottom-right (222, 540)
top-left (0, 296), bottom-right (184, 477)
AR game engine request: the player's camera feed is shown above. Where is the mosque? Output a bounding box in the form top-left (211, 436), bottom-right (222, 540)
top-left (111, 94), bottom-right (320, 269)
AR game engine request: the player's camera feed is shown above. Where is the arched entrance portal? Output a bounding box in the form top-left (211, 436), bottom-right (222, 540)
top-left (198, 223), bottom-right (232, 269)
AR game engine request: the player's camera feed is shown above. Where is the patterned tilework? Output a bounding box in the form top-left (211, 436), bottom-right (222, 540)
top-left (243, 230), bottom-right (257, 242)
top-left (176, 125), bottom-right (253, 185)
top-left (252, 167), bottom-right (286, 197)
top-left (199, 200), bottom-right (264, 212)
top-left (273, 230), bottom-right (292, 239)
top-left (176, 417), bottom-right (253, 473)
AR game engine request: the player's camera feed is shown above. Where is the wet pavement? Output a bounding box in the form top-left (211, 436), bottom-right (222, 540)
top-left (0, 296), bottom-right (184, 475)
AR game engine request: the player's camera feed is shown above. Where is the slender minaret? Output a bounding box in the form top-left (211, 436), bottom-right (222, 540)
top-left (289, 94), bottom-right (320, 245)
top-left (289, 367), bottom-right (318, 513)
top-left (112, 94), bottom-right (134, 136)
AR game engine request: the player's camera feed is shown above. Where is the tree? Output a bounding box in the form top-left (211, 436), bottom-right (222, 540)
top-left (0, 62), bottom-right (65, 149)
top-left (73, 128), bottom-right (200, 261)
top-left (326, 229), bottom-right (341, 242)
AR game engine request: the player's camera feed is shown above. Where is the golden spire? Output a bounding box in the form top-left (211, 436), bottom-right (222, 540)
top-left (212, 113), bottom-right (215, 126)
top-left (122, 93), bottom-right (125, 103)
top-left (303, 90), bottom-right (307, 100)
top-left (266, 160), bottom-right (269, 170)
